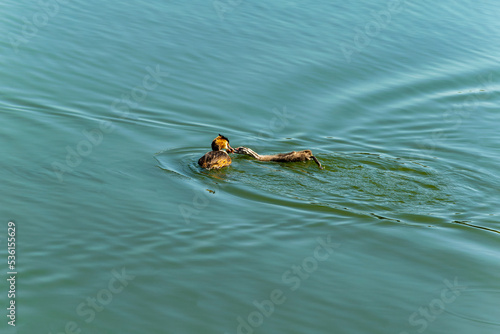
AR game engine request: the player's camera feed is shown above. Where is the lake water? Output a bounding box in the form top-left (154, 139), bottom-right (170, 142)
top-left (1, 0), bottom-right (500, 333)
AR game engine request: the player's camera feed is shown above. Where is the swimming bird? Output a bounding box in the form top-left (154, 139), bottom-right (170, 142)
top-left (198, 134), bottom-right (235, 170)
top-left (235, 146), bottom-right (324, 169)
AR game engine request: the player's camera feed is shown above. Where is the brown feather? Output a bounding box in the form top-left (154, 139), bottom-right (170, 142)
top-left (198, 150), bottom-right (232, 170)
top-left (235, 147), bottom-right (324, 169)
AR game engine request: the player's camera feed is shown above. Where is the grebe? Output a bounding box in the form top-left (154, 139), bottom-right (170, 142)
top-left (198, 134), bottom-right (235, 170)
top-left (234, 146), bottom-right (324, 169)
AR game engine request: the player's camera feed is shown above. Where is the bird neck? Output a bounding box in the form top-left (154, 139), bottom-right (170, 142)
top-left (244, 148), bottom-right (262, 160)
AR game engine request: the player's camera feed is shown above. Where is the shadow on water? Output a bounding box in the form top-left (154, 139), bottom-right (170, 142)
top-left (155, 147), bottom-right (455, 221)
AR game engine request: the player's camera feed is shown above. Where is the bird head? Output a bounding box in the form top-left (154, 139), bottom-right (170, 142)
top-left (212, 134), bottom-right (234, 153)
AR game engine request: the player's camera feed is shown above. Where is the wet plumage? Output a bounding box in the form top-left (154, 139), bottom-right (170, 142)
top-left (234, 147), bottom-right (324, 169)
top-left (198, 134), bottom-right (234, 170)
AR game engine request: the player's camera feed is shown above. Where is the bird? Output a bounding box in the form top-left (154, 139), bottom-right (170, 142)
top-left (234, 146), bottom-right (324, 169)
top-left (198, 134), bottom-right (235, 170)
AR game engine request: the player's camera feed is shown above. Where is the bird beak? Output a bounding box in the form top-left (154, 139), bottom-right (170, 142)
top-left (227, 145), bottom-right (235, 153)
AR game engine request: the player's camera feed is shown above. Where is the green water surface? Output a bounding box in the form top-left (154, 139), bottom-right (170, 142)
top-left (1, 0), bottom-right (499, 333)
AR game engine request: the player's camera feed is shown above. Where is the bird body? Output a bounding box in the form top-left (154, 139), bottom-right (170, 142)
top-left (198, 134), bottom-right (234, 170)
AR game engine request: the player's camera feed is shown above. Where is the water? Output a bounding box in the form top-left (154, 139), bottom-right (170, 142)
top-left (1, 0), bottom-right (499, 333)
